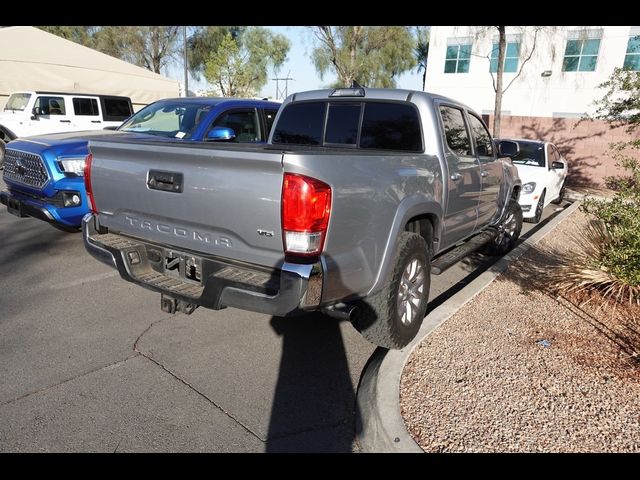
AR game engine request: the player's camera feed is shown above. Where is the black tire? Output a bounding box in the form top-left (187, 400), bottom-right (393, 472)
top-left (551, 182), bottom-right (565, 204)
top-left (483, 199), bottom-right (523, 256)
top-left (525, 189), bottom-right (545, 224)
top-left (352, 232), bottom-right (431, 350)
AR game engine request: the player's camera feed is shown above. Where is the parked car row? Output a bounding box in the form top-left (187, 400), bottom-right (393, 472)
top-left (0, 87), bottom-right (569, 350)
top-left (1, 94), bottom-right (280, 229)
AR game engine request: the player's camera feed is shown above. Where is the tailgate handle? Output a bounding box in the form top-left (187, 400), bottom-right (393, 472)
top-left (147, 170), bottom-right (183, 193)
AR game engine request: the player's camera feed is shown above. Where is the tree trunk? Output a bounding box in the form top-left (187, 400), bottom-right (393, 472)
top-left (493, 26), bottom-right (506, 138)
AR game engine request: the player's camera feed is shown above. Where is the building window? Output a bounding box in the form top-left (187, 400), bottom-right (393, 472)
top-left (562, 30), bottom-right (602, 72)
top-left (623, 27), bottom-right (640, 71)
top-left (445, 38), bottom-right (472, 73)
top-left (490, 40), bottom-right (520, 73)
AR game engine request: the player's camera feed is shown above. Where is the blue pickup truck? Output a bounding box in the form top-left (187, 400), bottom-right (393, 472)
top-left (1, 97), bottom-right (281, 230)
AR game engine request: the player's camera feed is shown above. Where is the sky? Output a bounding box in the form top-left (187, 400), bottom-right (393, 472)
top-left (164, 26), bottom-right (425, 99)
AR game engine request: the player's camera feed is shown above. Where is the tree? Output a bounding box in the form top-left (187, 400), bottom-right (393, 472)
top-left (187, 26), bottom-right (245, 81)
top-left (468, 26), bottom-right (555, 137)
top-left (564, 68), bottom-right (640, 306)
top-left (308, 26), bottom-right (415, 88)
top-left (203, 28), bottom-right (290, 97)
top-left (93, 26), bottom-right (180, 74)
top-left (37, 26), bottom-right (96, 47)
top-left (414, 26), bottom-right (430, 91)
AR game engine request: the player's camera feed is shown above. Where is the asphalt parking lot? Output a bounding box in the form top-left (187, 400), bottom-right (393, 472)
top-left (0, 178), bottom-right (567, 452)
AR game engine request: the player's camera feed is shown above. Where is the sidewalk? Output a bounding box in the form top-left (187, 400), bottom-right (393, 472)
top-left (357, 202), bottom-right (640, 452)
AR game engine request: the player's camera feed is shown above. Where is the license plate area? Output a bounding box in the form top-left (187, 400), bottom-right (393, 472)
top-left (159, 249), bottom-right (203, 284)
top-left (7, 197), bottom-right (25, 217)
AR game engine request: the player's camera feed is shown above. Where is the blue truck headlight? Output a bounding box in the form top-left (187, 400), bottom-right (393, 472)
top-left (522, 182), bottom-right (536, 194)
top-left (58, 158), bottom-right (86, 176)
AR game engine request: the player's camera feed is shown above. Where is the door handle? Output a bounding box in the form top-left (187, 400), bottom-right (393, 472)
top-left (59, 120), bottom-right (71, 123)
top-left (147, 170), bottom-right (183, 193)
top-left (450, 173), bottom-right (462, 182)
top-left (91, 120), bottom-right (101, 123)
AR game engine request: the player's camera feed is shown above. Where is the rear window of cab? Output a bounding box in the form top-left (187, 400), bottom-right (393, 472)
top-left (272, 100), bottom-right (423, 152)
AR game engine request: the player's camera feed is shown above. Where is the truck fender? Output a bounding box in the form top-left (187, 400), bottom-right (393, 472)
top-left (368, 194), bottom-right (443, 296)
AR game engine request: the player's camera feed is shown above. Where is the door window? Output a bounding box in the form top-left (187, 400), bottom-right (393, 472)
top-left (34, 96), bottom-right (65, 116)
top-left (439, 105), bottom-right (472, 157)
top-left (211, 110), bottom-right (261, 142)
top-left (73, 98), bottom-right (100, 116)
top-left (467, 113), bottom-right (494, 162)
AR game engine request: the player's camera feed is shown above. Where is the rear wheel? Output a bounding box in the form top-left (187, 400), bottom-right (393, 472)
top-left (483, 199), bottom-right (523, 256)
top-left (352, 232), bottom-right (430, 350)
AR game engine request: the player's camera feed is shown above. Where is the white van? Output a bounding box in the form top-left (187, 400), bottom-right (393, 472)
top-left (0, 91), bottom-right (134, 142)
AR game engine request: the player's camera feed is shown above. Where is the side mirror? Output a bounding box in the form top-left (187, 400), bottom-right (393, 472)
top-left (31, 107), bottom-right (39, 120)
top-left (551, 161), bottom-right (565, 170)
top-left (498, 140), bottom-right (519, 158)
top-left (206, 126), bottom-right (236, 142)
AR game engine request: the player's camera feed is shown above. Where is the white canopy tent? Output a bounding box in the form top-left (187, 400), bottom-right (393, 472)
top-left (0, 26), bottom-right (180, 111)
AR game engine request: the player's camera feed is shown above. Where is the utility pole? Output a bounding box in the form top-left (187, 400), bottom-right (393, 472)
top-left (183, 26), bottom-right (189, 97)
top-left (271, 76), bottom-right (294, 100)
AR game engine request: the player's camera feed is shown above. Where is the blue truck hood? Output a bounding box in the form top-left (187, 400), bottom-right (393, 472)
top-left (7, 130), bottom-right (180, 156)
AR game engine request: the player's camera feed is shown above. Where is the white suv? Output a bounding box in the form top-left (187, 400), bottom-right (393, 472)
top-left (0, 91), bottom-right (134, 142)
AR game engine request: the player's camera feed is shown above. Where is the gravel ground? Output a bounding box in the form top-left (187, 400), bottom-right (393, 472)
top-left (400, 208), bottom-right (640, 453)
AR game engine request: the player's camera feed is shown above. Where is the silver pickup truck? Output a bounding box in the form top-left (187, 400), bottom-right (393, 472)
top-left (82, 87), bottom-right (522, 349)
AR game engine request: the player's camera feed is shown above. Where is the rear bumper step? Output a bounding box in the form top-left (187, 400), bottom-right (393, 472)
top-left (82, 213), bottom-right (323, 317)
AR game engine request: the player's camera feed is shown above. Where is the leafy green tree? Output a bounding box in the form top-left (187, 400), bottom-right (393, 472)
top-left (574, 68), bottom-right (640, 304)
top-left (187, 26), bottom-right (245, 81)
top-left (308, 26), bottom-right (415, 88)
top-left (414, 26), bottom-right (430, 91)
top-left (203, 28), bottom-right (289, 97)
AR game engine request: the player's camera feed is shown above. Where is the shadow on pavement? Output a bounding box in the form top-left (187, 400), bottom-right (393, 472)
top-left (266, 312), bottom-right (357, 452)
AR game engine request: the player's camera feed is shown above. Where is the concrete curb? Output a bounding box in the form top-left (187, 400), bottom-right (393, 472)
top-left (355, 201), bottom-right (582, 453)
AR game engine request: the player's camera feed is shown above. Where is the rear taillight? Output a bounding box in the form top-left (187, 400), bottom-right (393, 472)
top-left (83, 153), bottom-right (97, 213)
top-left (281, 173), bottom-right (332, 256)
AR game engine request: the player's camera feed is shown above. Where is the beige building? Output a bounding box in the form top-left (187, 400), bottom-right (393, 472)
top-left (0, 26), bottom-right (180, 111)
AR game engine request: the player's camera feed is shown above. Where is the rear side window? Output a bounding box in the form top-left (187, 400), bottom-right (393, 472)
top-left (439, 105), bottom-right (472, 156)
top-left (101, 98), bottom-right (133, 122)
top-left (360, 103), bottom-right (422, 151)
top-left (272, 102), bottom-right (326, 145)
top-left (73, 98), bottom-right (99, 116)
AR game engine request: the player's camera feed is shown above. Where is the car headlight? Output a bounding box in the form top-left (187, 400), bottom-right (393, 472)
top-left (522, 182), bottom-right (536, 194)
top-left (58, 158), bottom-right (86, 176)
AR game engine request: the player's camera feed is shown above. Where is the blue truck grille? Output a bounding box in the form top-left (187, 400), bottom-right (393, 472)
top-left (3, 149), bottom-right (50, 189)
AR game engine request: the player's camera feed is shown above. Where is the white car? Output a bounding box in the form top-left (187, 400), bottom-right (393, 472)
top-left (503, 139), bottom-right (568, 223)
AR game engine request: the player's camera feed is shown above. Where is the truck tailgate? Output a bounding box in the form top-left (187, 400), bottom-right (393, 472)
top-left (88, 140), bottom-right (285, 268)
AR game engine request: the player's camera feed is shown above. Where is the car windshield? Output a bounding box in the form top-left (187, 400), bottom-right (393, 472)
top-left (118, 101), bottom-right (213, 138)
top-left (510, 142), bottom-right (545, 167)
top-left (4, 93), bottom-right (31, 112)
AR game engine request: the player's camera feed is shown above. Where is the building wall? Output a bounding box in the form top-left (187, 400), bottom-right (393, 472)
top-left (425, 26), bottom-right (636, 118)
top-left (485, 114), bottom-right (639, 187)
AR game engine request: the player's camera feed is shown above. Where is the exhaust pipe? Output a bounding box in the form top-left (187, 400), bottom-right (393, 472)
top-left (321, 303), bottom-right (358, 321)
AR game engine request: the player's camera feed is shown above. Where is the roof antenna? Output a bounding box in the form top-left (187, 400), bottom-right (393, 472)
top-left (350, 80), bottom-right (364, 89)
